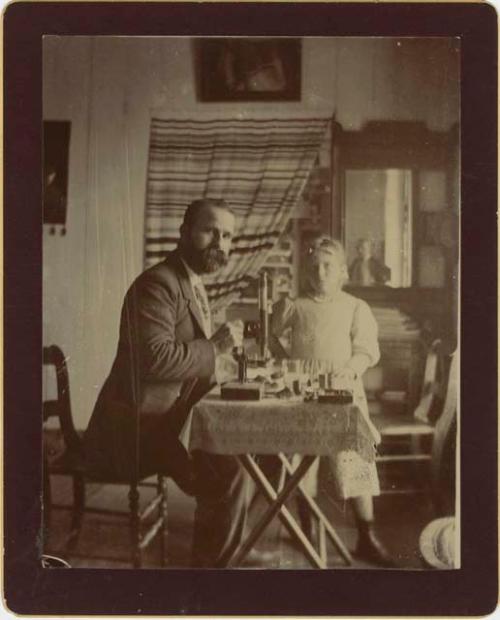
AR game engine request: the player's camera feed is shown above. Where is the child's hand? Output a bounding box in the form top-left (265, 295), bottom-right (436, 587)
top-left (334, 367), bottom-right (357, 381)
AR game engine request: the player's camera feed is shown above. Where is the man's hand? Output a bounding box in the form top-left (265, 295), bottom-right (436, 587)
top-left (214, 354), bottom-right (239, 385)
top-left (210, 320), bottom-right (244, 356)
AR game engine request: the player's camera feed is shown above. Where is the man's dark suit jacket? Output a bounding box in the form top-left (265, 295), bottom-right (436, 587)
top-left (84, 250), bottom-right (216, 481)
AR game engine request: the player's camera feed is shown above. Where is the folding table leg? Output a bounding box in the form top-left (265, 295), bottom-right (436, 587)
top-left (228, 454), bottom-right (326, 568)
top-left (319, 521), bottom-right (327, 563)
top-left (278, 453), bottom-right (352, 565)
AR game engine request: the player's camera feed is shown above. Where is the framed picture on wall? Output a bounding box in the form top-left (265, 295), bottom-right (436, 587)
top-left (197, 38), bottom-right (302, 102)
top-left (43, 120), bottom-right (71, 233)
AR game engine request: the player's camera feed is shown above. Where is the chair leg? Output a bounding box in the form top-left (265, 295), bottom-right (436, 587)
top-left (67, 473), bottom-right (85, 552)
top-left (129, 484), bottom-right (142, 568)
top-left (42, 464), bottom-right (52, 538)
top-left (410, 435), bottom-right (430, 489)
top-left (158, 475), bottom-right (168, 568)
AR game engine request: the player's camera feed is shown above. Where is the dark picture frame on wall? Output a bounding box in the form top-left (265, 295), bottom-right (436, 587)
top-left (43, 120), bottom-right (71, 233)
top-left (197, 38), bottom-right (302, 102)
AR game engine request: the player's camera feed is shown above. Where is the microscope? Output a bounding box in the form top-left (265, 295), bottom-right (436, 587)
top-left (220, 271), bottom-right (271, 401)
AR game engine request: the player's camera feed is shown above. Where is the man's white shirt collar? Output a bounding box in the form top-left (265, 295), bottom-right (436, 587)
top-left (180, 257), bottom-right (211, 337)
top-left (181, 257), bottom-right (203, 287)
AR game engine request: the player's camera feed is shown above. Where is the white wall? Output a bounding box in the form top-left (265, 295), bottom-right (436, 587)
top-left (43, 36), bottom-right (459, 427)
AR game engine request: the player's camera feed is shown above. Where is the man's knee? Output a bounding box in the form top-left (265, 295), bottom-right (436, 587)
top-left (193, 452), bottom-right (249, 500)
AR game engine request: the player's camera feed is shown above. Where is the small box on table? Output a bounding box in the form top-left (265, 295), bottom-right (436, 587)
top-left (317, 390), bottom-right (354, 405)
top-left (220, 381), bottom-right (264, 401)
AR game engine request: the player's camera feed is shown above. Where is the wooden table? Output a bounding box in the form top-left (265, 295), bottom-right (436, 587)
top-left (189, 393), bottom-right (377, 568)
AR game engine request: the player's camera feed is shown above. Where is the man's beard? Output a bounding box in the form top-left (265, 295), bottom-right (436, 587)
top-left (188, 247), bottom-right (228, 274)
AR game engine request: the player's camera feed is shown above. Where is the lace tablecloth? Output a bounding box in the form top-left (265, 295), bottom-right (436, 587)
top-left (189, 394), bottom-right (377, 463)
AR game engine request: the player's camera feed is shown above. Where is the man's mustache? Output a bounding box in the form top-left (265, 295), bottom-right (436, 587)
top-left (201, 247), bottom-right (228, 272)
top-left (205, 247), bottom-right (227, 261)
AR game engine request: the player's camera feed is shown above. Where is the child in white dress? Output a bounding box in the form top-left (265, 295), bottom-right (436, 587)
top-left (271, 236), bottom-right (395, 567)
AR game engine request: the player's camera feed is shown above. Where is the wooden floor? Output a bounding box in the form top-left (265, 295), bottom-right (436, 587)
top-left (44, 471), bottom-right (436, 570)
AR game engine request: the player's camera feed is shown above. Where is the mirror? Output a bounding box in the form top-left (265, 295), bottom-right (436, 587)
top-left (344, 169), bottom-right (413, 288)
top-left (333, 121), bottom-right (455, 294)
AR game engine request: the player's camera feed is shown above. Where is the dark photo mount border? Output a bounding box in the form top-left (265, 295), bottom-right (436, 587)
top-left (3, 2), bottom-right (497, 616)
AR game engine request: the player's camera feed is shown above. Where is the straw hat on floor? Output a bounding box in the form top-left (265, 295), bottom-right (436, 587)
top-left (419, 516), bottom-right (456, 569)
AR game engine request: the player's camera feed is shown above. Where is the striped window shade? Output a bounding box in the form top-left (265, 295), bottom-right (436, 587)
top-left (144, 116), bottom-right (330, 308)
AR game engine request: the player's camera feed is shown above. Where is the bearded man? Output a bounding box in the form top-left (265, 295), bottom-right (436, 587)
top-left (84, 198), bottom-right (252, 567)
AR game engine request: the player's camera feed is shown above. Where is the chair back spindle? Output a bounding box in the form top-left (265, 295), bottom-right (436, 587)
top-left (431, 350), bottom-right (458, 513)
top-left (414, 339), bottom-right (442, 424)
top-left (43, 345), bottom-right (81, 454)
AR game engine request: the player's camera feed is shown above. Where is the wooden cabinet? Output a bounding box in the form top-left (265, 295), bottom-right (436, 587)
top-left (378, 337), bottom-right (423, 408)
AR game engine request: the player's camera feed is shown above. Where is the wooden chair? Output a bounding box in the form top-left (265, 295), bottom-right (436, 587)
top-left (43, 345), bottom-right (168, 568)
top-left (371, 339), bottom-right (447, 493)
top-left (415, 352), bottom-right (458, 569)
top-left (430, 350), bottom-right (457, 515)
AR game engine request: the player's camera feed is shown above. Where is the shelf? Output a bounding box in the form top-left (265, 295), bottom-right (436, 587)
top-left (264, 263), bottom-right (293, 271)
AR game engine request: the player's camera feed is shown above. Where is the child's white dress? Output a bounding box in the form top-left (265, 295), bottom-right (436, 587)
top-left (272, 291), bottom-right (381, 498)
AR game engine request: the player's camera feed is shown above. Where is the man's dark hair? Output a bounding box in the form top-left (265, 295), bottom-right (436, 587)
top-left (182, 198), bottom-right (234, 230)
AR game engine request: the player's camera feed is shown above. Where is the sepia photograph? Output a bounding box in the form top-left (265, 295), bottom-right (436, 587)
top-left (3, 2), bottom-right (497, 615)
top-left (41, 35), bottom-right (460, 572)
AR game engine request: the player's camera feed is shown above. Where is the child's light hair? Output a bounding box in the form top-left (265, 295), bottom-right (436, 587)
top-left (307, 235), bottom-right (347, 265)
top-left (305, 235), bottom-right (349, 288)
